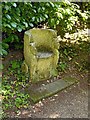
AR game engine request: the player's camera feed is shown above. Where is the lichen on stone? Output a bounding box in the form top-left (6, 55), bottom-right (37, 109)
top-left (22, 28), bottom-right (59, 83)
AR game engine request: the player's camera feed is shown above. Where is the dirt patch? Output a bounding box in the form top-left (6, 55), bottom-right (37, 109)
top-left (2, 49), bottom-right (23, 70)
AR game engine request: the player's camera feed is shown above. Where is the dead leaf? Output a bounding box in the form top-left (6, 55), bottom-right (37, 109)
top-left (54, 94), bottom-right (58, 97)
top-left (50, 113), bottom-right (59, 118)
top-left (22, 110), bottom-right (29, 115)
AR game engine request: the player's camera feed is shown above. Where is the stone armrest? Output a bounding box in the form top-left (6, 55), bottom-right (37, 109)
top-left (29, 42), bottom-right (37, 55)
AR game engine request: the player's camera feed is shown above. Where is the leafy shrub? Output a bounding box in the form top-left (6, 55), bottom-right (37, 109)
top-left (0, 42), bottom-right (9, 56)
top-left (58, 62), bottom-right (67, 72)
top-left (2, 1), bottom-right (88, 49)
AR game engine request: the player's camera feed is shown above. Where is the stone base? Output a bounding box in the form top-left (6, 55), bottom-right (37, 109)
top-left (25, 76), bottom-right (78, 103)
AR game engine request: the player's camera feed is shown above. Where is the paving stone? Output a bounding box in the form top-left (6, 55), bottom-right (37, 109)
top-left (26, 77), bottom-right (78, 103)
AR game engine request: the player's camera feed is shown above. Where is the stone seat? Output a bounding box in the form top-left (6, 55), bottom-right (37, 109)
top-left (22, 28), bottom-right (60, 83)
top-left (36, 52), bottom-right (53, 58)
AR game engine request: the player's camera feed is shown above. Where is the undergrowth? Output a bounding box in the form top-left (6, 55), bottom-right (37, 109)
top-left (2, 60), bottom-right (30, 113)
top-left (1, 30), bottom-right (90, 118)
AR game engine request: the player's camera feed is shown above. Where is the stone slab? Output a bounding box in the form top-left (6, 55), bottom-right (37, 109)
top-left (27, 77), bottom-right (78, 103)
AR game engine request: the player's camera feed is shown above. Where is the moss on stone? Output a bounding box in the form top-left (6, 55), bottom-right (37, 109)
top-left (22, 28), bottom-right (59, 83)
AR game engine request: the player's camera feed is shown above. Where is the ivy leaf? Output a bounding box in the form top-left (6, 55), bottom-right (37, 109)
top-left (57, 12), bottom-right (63, 19)
top-left (6, 24), bottom-right (11, 28)
top-left (33, 9), bottom-right (36, 13)
top-left (11, 22), bottom-right (17, 28)
top-left (42, 7), bottom-right (45, 11)
top-left (65, 8), bottom-right (71, 15)
top-left (2, 43), bottom-right (9, 49)
top-left (32, 17), bottom-right (35, 21)
top-left (64, 49), bottom-right (68, 55)
top-left (56, 20), bottom-right (59, 25)
top-left (13, 3), bottom-right (17, 7)
top-left (5, 5), bottom-right (10, 10)
top-left (36, 18), bottom-right (39, 23)
top-left (29, 23), bottom-right (34, 27)
top-left (6, 15), bottom-right (11, 20)
top-left (50, 2), bottom-right (54, 7)
top-left (23, 22), bottom-right (28, 28)
top-left (40, 17), bottom-right (43, 22)
top-left (44, 14), bottom-right (48, 18)
top-left (11, 61), bottom-right (20, 69)
top-left (2, 49), bottom-right (8, 56)
top-left (17, 28), bottom-right (22, 32)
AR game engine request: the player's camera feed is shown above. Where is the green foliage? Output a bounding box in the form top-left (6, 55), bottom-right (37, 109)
top-left (59, 42), bottom-right (77, 63)
top-left (2, 60), bottom-right (30, 110)
top-left (0, 42), bottom-right (9, 56)
top-left (58, 29), bottom-right (89, 73)
top-left (11, 61), bottom-right (21, 69)
top-left (3, 34), bottom-right (19, 43)
top-left (0, 64), bottom-right (4, 70)
top-left (2, 1), bottom-right (88, 48)
top-left (58, 62), bottom-right (67, 72)
top-left (75, 60), bottom-right (89, 72)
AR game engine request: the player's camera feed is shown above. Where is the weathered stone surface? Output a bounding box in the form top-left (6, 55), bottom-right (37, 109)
top-left (26, 77), bottom-right (78, 102)
top-left (22, 28), bottom-right (59, 83)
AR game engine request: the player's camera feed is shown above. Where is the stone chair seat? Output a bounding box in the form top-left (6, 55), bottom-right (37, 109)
top-left (36, 51), bottom-right (53, 58)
